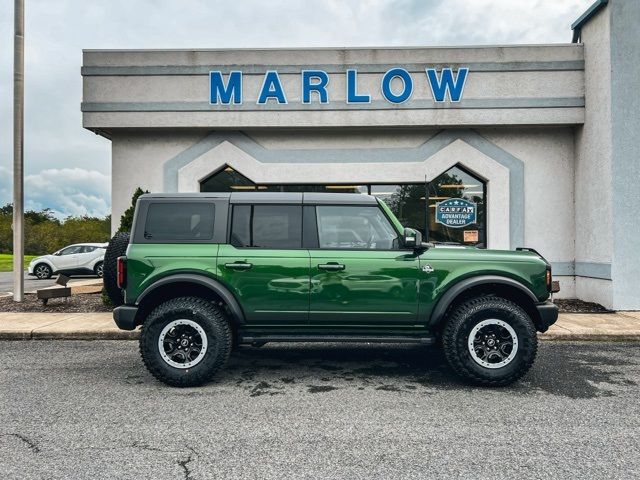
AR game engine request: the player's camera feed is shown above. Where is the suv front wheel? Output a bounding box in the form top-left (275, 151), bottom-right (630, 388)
top-left (139, 297), bottom-right (232, 387)
top-left (442, 295), bottom-right (538, 386)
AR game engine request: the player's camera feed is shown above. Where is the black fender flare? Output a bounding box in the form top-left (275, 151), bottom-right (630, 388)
top-left (136, 274), bottom-right (246, 326)
top-left (427, 275), bottom-right (540, 327)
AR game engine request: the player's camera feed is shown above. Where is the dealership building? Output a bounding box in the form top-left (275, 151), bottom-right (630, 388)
top-left (81, 0), bottom-right (638, 310)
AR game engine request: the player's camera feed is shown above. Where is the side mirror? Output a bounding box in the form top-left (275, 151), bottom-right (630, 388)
top-left (403, 228), bottom-right (422, 248)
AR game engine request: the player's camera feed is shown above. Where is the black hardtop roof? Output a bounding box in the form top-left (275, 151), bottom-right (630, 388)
top-left (139, 192), bottom-right (379, 205)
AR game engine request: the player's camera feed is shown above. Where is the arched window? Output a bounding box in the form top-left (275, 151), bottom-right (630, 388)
top-left (427, 165), bottom-right (486, 247)
top-left (199, 164), bottom-right (486, 248)
top-left (200, 166), bottom-right (257, 192)
top-left (199, 166), bottom-right (367, 194)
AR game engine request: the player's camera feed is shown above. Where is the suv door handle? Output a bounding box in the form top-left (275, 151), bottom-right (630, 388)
top-left (318, 263), bottom-right (345, 271)
top-left (225, 262), bottom-right (253, 270)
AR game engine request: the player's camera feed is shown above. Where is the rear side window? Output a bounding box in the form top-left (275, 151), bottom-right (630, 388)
top-left (145, 203), bottom-right (215, 241)
top-left (231, 205), bottom-right (302, 248)
top-left (80, 246), bottom-right (96, 253)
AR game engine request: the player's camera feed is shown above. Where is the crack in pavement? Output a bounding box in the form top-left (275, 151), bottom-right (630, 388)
top-left (75, 441), bottom-right (200, 478)
top-left (2, 433), bottom-right (40, 454)
top-left (177, 446), bottom-right (197, 480)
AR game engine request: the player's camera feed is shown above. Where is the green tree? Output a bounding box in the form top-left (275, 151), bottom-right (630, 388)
top-left (0, 203), bottom-right (111, 255)
top-left (118, 187), bottom-right (149, 232)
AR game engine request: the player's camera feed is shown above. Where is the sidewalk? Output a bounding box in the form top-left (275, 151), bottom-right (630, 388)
top-left (0, 311), bottom-right (639, 341)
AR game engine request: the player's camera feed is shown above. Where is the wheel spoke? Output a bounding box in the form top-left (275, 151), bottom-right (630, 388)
top-left (158, 320), bottom-right (208, 369)
top-left (468, 319), bottom-right (518, 369)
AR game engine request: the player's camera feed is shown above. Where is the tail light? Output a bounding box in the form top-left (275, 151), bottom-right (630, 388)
top-left (117, 256), bottom-right (127, 289)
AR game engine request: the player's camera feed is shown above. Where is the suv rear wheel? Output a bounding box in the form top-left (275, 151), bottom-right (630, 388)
top-left (442, 295), bottom-right (537, 386)
top-left (139, 297), bottom-right (232, 387)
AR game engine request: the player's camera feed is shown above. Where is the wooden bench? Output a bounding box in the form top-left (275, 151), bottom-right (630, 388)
top-left (37, 275), bottom-right (71, 306)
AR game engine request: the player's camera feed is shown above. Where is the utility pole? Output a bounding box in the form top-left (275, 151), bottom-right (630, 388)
top-left (13, 0), bottom-right (24, 302)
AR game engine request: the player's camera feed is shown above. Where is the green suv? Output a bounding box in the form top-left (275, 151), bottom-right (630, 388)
top-left (108, 192), bottom-right (558, 387)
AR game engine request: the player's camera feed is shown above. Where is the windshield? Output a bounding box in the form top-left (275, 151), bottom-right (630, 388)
top-left (376, 198), bottom-right (404, 235)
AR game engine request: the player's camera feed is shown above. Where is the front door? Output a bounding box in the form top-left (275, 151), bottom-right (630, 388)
top-left (55, 245), bottom-right (82, 271)
top-left (308, 205), bottom-right (420, 327)
top-left (217, 204), bottom-right (310, 326)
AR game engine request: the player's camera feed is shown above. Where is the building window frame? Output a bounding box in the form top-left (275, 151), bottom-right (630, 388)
top-left (200, 164), bottom-right (487, 248)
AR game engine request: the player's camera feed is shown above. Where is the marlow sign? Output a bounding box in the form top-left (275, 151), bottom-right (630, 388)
top-left (209, 67), bottom-right (469, 105)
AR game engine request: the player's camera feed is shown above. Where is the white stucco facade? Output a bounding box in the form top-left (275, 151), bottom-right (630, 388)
top-left (83, 0), bottom-right (639, 310)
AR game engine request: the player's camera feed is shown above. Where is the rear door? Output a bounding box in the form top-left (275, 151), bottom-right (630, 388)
top-left (307, 204), bottom-right (420, 328)
top-left (217, 202), bottom-right (310, 326)
top-left (76, 246), bottom-right (98, 270)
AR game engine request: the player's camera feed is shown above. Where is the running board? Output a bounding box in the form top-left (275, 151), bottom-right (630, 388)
top-left (239, 335), bottom-right (436, 345)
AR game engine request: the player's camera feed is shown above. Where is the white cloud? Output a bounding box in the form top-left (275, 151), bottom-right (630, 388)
top-left (0, 0), bottom-right (593, 217)
top-left (0, 166), bottom-right (110, 218)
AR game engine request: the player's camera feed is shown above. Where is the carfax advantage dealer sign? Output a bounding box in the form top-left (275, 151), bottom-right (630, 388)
top-left (208, 67), bottom-right (469, 105)
top-left (436, 198), bottom-right (477, 228)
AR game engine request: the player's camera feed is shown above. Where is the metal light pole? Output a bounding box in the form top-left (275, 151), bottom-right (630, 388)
top-left (13, 0), bottom-right (24, 302)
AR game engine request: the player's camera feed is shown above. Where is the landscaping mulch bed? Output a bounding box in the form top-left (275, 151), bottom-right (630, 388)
top-left (0, 293), bottom-right (111, 313)
top-left (555, 298), bottom-right (610, 313)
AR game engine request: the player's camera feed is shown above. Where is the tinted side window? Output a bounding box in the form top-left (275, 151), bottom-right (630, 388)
top-left (316, 205), bottom-right (398, 250)
top-left (145, 203), bottom-right (215, 241)
top-left (80, 246), bottom-right (96, 253)
top-left (231, 205), bottom-right (302, 248)
top-left (230, 205), bottom-right (251, 247)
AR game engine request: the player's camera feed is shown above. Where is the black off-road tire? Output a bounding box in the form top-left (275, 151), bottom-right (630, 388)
top-left (139, 297), bottom-right (232, 387)
top-left (442, 295), bottom-right (538, 386)
top-left (103, 231), bottom-right (130, 306)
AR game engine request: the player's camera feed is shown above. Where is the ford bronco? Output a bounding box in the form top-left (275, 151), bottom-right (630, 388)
top-left (106, 192), bottom-right (558, 387)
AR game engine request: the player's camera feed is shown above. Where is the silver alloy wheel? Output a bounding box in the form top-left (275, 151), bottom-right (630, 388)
top-left (468, 319), bottom-right (518, 369)
top-left (35, 264), bottom-right (50, 279)
top-left (95, 263), bottom-right (104, 277)
top-left (158, 319), bottom-right (208, 369)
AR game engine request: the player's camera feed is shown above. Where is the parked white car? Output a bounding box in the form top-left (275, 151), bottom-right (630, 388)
top-left (28, 243), bottom-right (108, 280)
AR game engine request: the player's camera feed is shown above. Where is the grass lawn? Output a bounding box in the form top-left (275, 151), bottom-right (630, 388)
top-left (0, 254), bottom-right (38, 272)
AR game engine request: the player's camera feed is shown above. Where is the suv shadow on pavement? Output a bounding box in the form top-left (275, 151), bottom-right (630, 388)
top-left (121, 342), bottom-right (637, 400)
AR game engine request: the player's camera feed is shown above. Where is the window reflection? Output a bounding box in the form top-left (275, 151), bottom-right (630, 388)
top-left (428, 166), bottom-right (486, 247)
top-left (200, 164), bottom-right (486, 248)
top-left (370, 185), bottom-right (426, 236)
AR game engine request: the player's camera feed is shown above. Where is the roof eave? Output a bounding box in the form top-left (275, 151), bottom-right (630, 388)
top-left (571, 0), bottom-right (609, 43)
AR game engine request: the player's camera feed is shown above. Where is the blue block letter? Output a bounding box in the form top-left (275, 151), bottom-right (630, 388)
top-left (302, 70), bottom-right (329, 104)
top-left (257, 71), bottom-right (287, 104)
top-left (426, 67), bottom-right (468, 102)
top-left (381, 68), bottom-right (413, 103)
top-left (346, 69), bottom-right (371, 103)
top-left (209, 71), bottom-right (242, 104)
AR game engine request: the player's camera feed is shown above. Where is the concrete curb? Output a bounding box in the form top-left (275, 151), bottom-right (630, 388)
top-left (0, 311), bottom-right (639, 341)
top-left (3, 332), bottom-right (638, 342)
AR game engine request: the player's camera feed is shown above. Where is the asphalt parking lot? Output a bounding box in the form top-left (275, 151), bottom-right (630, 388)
top-left (0, 271), bottom-right (98, 295)
top-left (1, 341), bottom-right (638, 479)
top-left (0, 271), bottom-right (57, 294)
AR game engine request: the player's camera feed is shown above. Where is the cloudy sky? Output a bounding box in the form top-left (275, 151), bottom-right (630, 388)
top-left (0, 0), bottom-right (592, 218)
